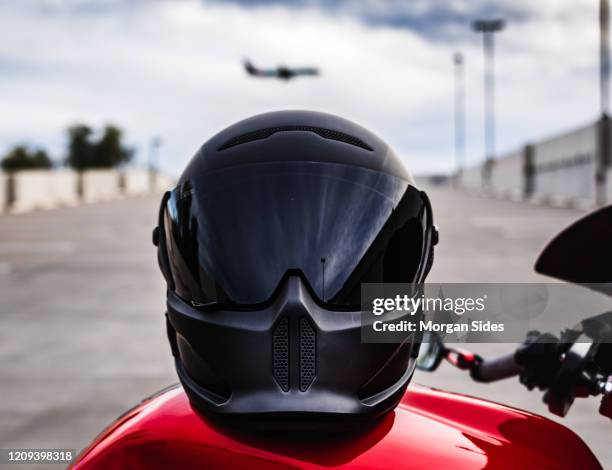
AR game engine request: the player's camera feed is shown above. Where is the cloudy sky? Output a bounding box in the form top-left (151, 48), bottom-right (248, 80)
top-left (0, 0), bottom-right (603, 176)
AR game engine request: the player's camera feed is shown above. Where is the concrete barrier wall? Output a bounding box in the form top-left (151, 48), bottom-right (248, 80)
top-left (531, 123), bottom-right (597, 203)
top-left (460, 165), bottom-right (482, 192)
top-left (50, 170), bottom-right (79, 206)
top-left (11, 171), bottom-right (52, 212)
top-left (534, 161), bottom-right (596, 204)
top-left (490, 150), bottom-right (523, 200)
top-left (458, 119), bottom-right (603, 207)
top-left (0, 168), bottom-right (173, 214)
top-left (81, 170), bottom-right (121, 203)
top-left (0, 172), bottom-right (6, 212)
top-left (532, 123), bottom-right (596, 165)
top-left (605, 167), bottom-right (612, 203)
top-left (123, 169), bottom-right (150, 196)
top-left (11, 170), bottom-right (79, 213)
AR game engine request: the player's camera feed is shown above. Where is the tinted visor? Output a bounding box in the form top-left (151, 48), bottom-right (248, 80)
top-left (163, 162), bottom-right (430, 307)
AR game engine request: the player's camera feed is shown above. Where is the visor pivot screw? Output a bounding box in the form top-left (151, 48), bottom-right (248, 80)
top-left (432, 225), bottom-right (439, 246)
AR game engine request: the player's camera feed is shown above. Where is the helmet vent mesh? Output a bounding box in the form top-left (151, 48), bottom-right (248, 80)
top-left (299, 317), bottom-right (316, 392)
top-left (272, 317), bottom-right (290, 392)
top-left (217, 126), bottom-right (373, 151)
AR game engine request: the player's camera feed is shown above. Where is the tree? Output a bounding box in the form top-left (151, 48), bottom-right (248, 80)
top-left (1, 145), bottom-right (53, 171)
top-left (66, 123), bottom-right (133, 170)
top-left (94, 125), bottom-right (134, 167)
top-left (66, 125), bottom-right (94, 170)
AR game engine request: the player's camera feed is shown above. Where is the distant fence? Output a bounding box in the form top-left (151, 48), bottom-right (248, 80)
top-left (459, 116), bottom-right (610, 207)
top-left (0, 168), bottom-right (174, 214)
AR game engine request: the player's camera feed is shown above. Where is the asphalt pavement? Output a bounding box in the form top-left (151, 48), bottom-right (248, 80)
top-left (0, 187), bottom-right (609, 467)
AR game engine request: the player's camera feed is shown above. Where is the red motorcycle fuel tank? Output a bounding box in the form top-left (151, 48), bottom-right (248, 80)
top-left (71, 384), bottom-right (602, 469)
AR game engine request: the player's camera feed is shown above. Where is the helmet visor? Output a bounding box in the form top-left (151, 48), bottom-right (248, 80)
top-left (163, 161), bottom-right (430, 308)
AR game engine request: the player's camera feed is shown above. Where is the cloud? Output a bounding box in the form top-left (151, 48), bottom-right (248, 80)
top-left (211, 0), bottom-right (531, 41)
top-left (0, 0), bottom-right (604, 176)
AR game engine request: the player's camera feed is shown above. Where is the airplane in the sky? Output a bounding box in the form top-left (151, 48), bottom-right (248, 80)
top-left (243, 59), bottom-right (319, 81)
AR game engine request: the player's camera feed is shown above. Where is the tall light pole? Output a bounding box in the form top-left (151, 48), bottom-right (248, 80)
top-left (472, 18), bottom-right (505, 187)
top-left (601, 0), bottom-right (610, 115)
top-left (598, 0), bottom-right (610, 205)
top-left (148, 136), bottom-right (162, 193)
top-left (453, 52), bottom-right (466, 183)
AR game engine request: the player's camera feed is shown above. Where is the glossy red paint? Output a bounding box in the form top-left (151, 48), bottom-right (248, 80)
top-left (71, 385), bottom-right (602, 470)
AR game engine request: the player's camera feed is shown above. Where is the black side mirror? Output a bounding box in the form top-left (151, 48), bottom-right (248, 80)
top-left (416, 332), bottom-right (445, 372)
top-left (535, 205), bottom-right (612, 296)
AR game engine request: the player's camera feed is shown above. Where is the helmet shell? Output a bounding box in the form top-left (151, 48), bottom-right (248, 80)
top-left (180, 110), bottom-right (413, 184)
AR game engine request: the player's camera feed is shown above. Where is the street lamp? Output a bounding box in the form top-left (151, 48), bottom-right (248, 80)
top-left (472, 18), bottom-right (505, 186)
top-left (601, 0), bottom-right (610, 115)
top-left (598, 0), bottom-right (610, 205)
top-left (453, 52), bottom-right (466, 183)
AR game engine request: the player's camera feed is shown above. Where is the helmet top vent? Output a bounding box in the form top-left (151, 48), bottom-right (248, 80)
top-left (217, 125), bottom-right (373, 152)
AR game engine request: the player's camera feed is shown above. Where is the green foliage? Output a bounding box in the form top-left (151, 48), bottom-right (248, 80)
top-left (66, 124), bottom-right (133, 170)
top-left (1, 123), bottom-right (134, 172)
top-left (66, 125), bottom-right (94, 170)
top-left (1, 146), bottom-right (53, 171)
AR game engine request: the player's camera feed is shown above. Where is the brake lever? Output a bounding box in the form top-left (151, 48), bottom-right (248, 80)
top-left (444, 348), bottom-right (481, 371)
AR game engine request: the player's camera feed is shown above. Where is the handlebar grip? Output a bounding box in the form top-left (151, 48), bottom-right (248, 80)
top-left (471, 352), bottom-right (522, 383)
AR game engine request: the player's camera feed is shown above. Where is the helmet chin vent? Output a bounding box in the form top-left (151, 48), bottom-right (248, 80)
top-left (299, 317), bottom-right (316, 391)
top-left (217, 126), bottom-right (373, 152)
top-left (272, 317), bottom-right (290, 392)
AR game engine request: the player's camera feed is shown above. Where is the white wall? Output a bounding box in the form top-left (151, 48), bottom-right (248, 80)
top-left (605, 167), bottom-right (612, 203)
top-left (532, 123), bottom-right (597, 203)
top-left (490, 150), bottom-right (524, 199)
top-left (50, 170), bottom-right (79, 206)
top-left (0, 168), bottom-right (175, 214)
top-left (535, 162), bottom-right (596, 204)
top-left (11, 171), bottom-right (52, 212)
top-left (460, 165), bottom-right (483, 192)
top-left (0, 172), bottom-right (6, 212)
top-left (11, 170), bottom-right (79, 213)
top-left (458, 121), bottom-right (602, 206)
top-left (81, 170), bottom-right (120, 203)
top-left (123, 169), bottom-right (150, 196)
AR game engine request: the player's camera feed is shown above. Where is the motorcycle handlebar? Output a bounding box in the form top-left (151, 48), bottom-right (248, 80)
top-left (471, 352), bottom-right (523, 383)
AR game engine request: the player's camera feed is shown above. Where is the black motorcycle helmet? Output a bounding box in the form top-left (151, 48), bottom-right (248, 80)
top-left (153, 110), bottom-right (437, 428)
